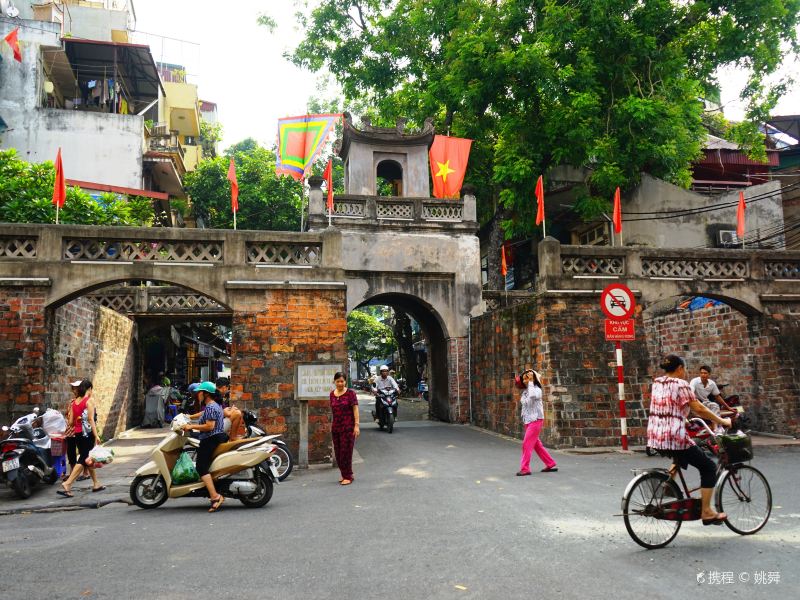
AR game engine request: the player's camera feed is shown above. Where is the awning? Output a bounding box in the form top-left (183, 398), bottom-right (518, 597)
top-left (66, 179), bottom-right (169, 201)
top-left (62, 38), bottom-right (165, 111)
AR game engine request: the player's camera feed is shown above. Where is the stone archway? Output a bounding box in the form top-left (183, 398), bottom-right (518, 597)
top-left (352, 291), bottom-right (453, 422)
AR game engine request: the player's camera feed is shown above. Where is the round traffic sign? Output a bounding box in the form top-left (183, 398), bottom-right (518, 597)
top-left (600, 284), bottom-right (636, 320)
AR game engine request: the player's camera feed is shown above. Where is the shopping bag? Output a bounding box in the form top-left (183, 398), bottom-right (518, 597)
top-left (89, 445), bottom-right (114, 464)
top-left (171, 452), bottom-right (199, 484)
top-left (42, 408), bottom-right (67, 435)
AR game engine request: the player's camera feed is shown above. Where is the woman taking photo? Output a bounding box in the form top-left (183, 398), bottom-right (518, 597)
top-left (516, 368), bottom-right (558, 476)
top-left (58, 380), bottom-right (104, 497)
top-left (330, 372), bottom-right (359, 485)
top-left (648, 355), bottom-right (731, 525)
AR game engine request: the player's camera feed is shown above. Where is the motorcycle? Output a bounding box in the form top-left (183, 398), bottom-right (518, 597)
top-left (129, 415), bottom-right (279, 510)
top-left (241, 410), bottom-right (294, 482)
top-left (372, 388), bottom-right (399, 433)
top-left (1, 408), bottom-right (58, 499)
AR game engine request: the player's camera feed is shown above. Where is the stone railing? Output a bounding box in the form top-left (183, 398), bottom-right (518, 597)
top-left (482, 290), bottom-right (536, 311)
top-left (538, 239), bottom-right (800, 283)
top-left (306, 177), bottom-right (477, 230)
top-left (0, 224), bottom-right (336, 269)
top-left (87, 286), bottom-right (230, 314)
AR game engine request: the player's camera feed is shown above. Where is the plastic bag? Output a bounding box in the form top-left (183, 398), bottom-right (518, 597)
top-left (171, 452), bottom-right (199, 484)
top-left (42, 408), bottom-right (67, 435)
top-left (89, 445), bottom-right (114, 464)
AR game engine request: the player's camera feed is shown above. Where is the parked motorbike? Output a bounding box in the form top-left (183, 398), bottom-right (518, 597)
top-left (372, 388), bottom-right (399, 433)
top-left (1, 408), bottom-right (58, 499)
top-left (129, 416), bottom-right (279, 509)
top-left (241, 410), bottom-right (294, 481)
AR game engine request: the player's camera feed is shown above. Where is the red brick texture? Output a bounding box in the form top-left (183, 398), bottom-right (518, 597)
top-left (645, 303), bottom-right (799, 435)
top-left (470, 296), bottom-right (650, 448)
top-left (447, 337), bottom-right (470, 423)
top-left (0, 290), bottom-right (138, 438)
top-left (230, 289), bottom-right (348, 462)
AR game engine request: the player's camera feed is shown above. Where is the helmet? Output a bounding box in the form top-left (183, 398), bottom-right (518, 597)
top-left (196, 381), bottom-right (216, 395)
top-left (187, 383), bottom-right (200, 394)
top-left (379, 365), bottom-right (389, 372)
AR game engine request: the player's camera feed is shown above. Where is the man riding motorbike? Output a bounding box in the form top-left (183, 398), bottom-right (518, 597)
top-left (372, 365), bottom-right (400, 422)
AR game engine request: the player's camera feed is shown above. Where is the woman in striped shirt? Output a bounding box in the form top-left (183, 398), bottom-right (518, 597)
top-left (647, 355), bottom-right (731, 526)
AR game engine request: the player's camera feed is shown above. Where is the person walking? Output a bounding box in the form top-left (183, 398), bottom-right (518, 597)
top-left (64, 380), bottom-right (89, 482)
top-left (516, 368), bottom-right (558, 476)
top-left (648, 355), bottom-right (731, 525)
top-left (58, 380), bottom-right (104, 497)
top-left (330, 372), bottom-right (359, 485)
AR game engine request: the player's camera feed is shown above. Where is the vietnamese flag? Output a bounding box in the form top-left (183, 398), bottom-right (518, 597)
top-left (429, 135), bottom-right (472, 198)
top-left (501, 244), bottom-right (508, 277)
top-left (227, 158), bottom-right (238, 213)
top-left (535, 175), bottom-right (545, 226)
top-left (612, 187), bottom-right (622, 234)
top-left (737, 191), bottom-right (746, 239)
top-left (323, 159), bottom-right (334, 214)
top-left (4, 28), bottom-right (22, 63)
top-left (52, 148), bottom-right (66, 209)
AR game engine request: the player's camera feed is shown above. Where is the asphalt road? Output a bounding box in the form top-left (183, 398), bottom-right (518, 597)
top-left (1, 405), bottom-right (798, 600)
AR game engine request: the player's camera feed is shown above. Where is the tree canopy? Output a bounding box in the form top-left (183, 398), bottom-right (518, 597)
top-left (184, 140), bottom-right (304, 230)
top-left (346, 308), bottom-right (396, 377)
top-left (288, 0), bottom-right (800, 235)
top-left (0, 149), bottom-right (154, 226)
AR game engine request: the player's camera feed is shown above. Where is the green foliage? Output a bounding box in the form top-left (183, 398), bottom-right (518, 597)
top-left (0, 149), bottom-right (154, 225)
top-left (287, 0), bottom-right (800, 233)
top-left (184, 141), bottom-right (302, 230)
top-left (345, 309), bottom-right (396, 375)
top-left (199, 120), bottom-right (223, 160)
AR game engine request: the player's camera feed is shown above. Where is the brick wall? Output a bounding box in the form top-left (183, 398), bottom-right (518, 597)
top-left (0, 287), bottom-right (48, 424)
top-left (43, 298), bottom-right (138, 439)
top-left (447, 337), bottom-right (470, 423)
top-left (470, 296), bottom-right (650, 447)
top-left (230, 288), bottom-right (348, 463)
top-left (644, 303), bottom-right (800, 435)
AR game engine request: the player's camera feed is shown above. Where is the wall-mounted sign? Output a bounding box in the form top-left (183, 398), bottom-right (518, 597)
top-left (604, 319), bottom-right (635, 341)
top-left (296, 363), bottom-right (342, 400)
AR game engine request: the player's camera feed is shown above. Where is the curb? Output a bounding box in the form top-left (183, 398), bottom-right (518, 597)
top-left (0, 495), bottom-right (131, 516)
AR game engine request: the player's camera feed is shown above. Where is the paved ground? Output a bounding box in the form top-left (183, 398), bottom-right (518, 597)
top-left (1, 400), bottom-right (797, 599)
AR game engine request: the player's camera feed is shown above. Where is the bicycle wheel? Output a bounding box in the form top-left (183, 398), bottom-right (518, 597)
top-left (716, 465), bottom-right (772, 535)
top-left (622, 472), bottom-right (683, 549)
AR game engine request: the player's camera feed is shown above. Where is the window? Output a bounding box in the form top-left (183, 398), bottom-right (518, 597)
top-left (578, 224), bottom-right (608, 246)
top-left (376, 159), bottom-right (403, 196)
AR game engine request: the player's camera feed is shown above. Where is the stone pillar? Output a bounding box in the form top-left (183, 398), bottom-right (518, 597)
top-left (461, 185), bottom-right (477, 223)
top-left (308, 176), bottom-right (325, 219)
top-left (447, 336), bottom-right (470, 423)
top-left (537, 237), bottom-right (562, 291)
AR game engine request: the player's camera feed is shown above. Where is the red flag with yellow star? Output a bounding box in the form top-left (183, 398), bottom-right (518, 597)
top-left (429, 135), bottom-right (472, 199)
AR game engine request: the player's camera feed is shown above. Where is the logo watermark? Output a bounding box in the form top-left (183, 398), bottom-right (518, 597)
top-left (696, 571), bottom-right (780, 585)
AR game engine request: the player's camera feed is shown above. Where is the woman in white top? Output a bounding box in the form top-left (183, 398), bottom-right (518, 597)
top-left (516, 369), bottom-right (558, 476)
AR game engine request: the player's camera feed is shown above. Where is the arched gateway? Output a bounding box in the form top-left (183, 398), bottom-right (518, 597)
top-left (0, 115), bottom-right (482, 463)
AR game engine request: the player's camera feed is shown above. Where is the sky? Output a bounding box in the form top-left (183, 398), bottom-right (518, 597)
top-left (132, 0), bottom-right (332, 151)
top-left (132, 1), bottom-right (800, 151)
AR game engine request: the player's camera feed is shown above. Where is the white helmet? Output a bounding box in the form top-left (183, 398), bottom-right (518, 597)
top-left (379, 365), bottom-right (389, 372)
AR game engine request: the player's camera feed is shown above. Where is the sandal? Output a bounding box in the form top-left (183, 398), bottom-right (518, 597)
top-left (91, 485), bottom-right (107, 493)
top-left (57, 485), bottom-right (73, 498)
top-left (208, 495), bottom-right (225, 512)
top-left (340, 479), bottom-right (352, 486)
top-left (702, 512), bottom-right (727, 526)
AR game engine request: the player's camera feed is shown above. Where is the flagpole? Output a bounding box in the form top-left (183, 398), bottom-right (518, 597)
top-left (542, 219), bottom-right (546, 239)
top-left (55, 204), bottom-right (60, 225)
top-left (233, 210), bottom-right (237, 231)
top-left (300, 177), bottom-right (306, 232)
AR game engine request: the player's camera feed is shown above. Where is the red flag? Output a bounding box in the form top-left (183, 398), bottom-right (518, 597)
top-left (52, 148), bottom-right (66, 209)
top-left (429, 135), bottom-right (472, 198)
top-left (323, 159), bottom-right (334, 213)
top-left (501, 245), bottom-right (508, 277)
top-left (227, 158), bottom-right (238, 213)
top-left (535, 175), bottom-right (544, 226)
top-left (736, 191), bottom-right (745, 239)
top-left (4, 28), bottom-right (22, 63)
top-left (612, 187), bottom-right (622, 234)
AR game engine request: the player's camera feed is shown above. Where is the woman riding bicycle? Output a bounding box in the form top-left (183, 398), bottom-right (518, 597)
top-left (647, 355), bottom-right (731, 526)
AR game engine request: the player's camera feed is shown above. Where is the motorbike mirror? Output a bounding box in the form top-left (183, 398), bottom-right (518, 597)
top-left (1, 426), bottom-right (8, 432)
top-left (33, 407), bottom-right (40, 414)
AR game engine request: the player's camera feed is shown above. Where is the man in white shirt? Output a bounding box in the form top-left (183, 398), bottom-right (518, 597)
top-left (689, 366), bottom-right (733, 431)
top-left (372, 365), bottom-right (400, 422)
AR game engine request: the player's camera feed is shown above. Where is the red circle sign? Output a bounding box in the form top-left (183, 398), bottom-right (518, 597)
top-left (600, 284), bottom-right (636, 320)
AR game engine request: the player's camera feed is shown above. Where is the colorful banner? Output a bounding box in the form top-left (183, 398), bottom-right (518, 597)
top-left (429, 135), bottom-right (472, 199)
top-left (275, 113), bottom-right (342, 181)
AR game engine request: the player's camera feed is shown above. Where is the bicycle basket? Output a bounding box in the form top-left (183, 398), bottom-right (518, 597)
top-left (718, 433), bottom-right (753, 463)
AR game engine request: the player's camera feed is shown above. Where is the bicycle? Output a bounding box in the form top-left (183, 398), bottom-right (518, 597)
top-left (621, 418), bottom-right (772, 549)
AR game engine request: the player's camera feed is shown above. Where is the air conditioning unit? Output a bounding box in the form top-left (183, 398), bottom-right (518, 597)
top-left (717, 230), bottom-right (738, 247)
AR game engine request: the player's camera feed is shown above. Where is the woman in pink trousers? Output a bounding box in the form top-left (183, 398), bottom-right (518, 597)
top-left (516, 369), bottom-right (558, 476)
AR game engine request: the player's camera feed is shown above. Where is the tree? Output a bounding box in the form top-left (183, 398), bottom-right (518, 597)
top-left (345, 309), bottom-right (395, 379)
top-left (286, 0), bottom-right (800, 285)
top-left (0, 149), bottom-right (154, 226)
top-left (199, 120), bottom-right (223, 159)
top-left (392, 311), bottom-right (419, 391)
top-left (184, 140), bottom-right (303, 230)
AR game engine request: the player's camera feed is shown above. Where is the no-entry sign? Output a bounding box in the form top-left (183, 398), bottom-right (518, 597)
top-left (605, 319), bottom-right (635, 341)
top-left (600, 283), bottom-right (636, 320)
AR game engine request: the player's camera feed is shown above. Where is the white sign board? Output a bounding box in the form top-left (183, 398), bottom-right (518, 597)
top-left (296, 363), bottom-right (342, 400)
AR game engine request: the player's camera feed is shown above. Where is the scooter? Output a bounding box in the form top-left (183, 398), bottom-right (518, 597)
top-left (1, 408), bottom-right (58, 499)
top-left (241, 409), bottom-right (294, 481)
top-left (372, 388), bottom-right (399, 433)
top-left (129, 416), bottom-right (279, 510)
